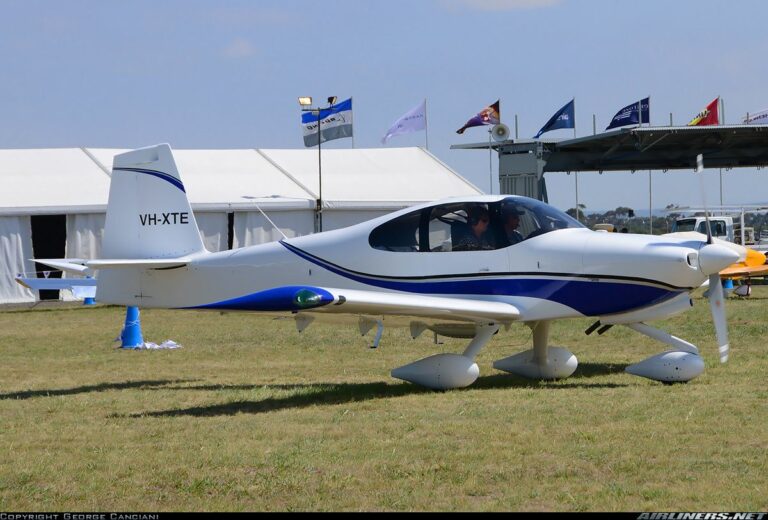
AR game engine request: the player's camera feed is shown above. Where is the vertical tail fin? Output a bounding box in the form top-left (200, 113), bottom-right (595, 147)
top-left (102, 143), bottom-right (205, 259)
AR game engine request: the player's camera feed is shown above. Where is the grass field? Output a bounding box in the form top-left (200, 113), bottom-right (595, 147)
top-left (1, 290), bottom-right (767, 511)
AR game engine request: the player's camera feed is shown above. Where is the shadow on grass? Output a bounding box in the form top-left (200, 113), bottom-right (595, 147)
top-left (128, 373), bottom-right (628, 418)
top-left (0, 379), bottom-right (195, 400)
top-left (572, 362), bottom-right (630, 378)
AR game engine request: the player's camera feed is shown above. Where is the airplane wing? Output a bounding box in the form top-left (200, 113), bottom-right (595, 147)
top-left (199, 285), bottom-right (521, 325)
top-left (719, 264), bottom-right (768, 279)
top-left (315, 288), bottom-right (521, 324)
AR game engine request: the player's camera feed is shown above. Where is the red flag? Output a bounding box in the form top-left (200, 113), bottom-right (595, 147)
top-left (456, 100), bottom-right (500, 134)
top-left (688, 97), bottom-right (720, 126)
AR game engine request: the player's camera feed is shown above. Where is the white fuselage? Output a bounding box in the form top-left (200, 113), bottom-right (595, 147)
top-left (101, 196), bottom-right (708, 322)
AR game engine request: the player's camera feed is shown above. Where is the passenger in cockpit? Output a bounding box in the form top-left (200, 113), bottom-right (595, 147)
top-left (501, 204), bottom-right (525, 246)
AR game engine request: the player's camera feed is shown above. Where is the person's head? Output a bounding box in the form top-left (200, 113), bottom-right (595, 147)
top-left (467, 206), bottom-right (490, 237)
top-left (502, 205), bottom-right (524, 230)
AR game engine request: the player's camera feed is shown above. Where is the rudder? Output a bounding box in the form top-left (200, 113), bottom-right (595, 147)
top-left (102, 143), bottom-right (205, 259)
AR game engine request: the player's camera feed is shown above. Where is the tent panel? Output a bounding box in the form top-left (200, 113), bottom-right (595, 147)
top-left (0, 216), bottom-right (35, 303)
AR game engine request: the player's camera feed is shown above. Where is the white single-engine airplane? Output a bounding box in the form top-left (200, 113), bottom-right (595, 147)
top-left (31, 144), bottom-right (758, 389)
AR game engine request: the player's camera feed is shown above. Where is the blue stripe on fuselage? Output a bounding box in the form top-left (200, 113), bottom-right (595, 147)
top-left (280, 241), bottom-right (682, 316)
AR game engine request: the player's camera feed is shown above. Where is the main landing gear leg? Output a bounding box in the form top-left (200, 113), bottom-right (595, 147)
top-left (391, 323), bottom-right (500, 390)
top-left (493, 321), bottom-right (578, 380)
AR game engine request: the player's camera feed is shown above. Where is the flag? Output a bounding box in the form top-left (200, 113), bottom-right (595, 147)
top-left (456, 100), bottom-right (500, 134)
top-left (534, 99), bottom-right (575, 138)
top-left (744, 108), bottom-right (768, 125)
top-left (687, 97), bottom-right (719, 126)
top-left (301, 98), bottom-right (353, 147)
top-left (381, 100), bottom-right (426, 144)
top-left (606, 97), bottom-right (650, 130)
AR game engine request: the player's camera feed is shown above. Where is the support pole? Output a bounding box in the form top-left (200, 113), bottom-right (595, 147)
top-left (575, 172), bottom-right (580, 222)
top-left (649, 171), bottom-right (653, 234)
top-left (741, 209), bottom-right (745, 246)
top-left (720, 169), bottom-right (723, 206)
top-left (317, 111), bottom-right (323, 233)
top-left (488, 128), bottom-right (493, 195)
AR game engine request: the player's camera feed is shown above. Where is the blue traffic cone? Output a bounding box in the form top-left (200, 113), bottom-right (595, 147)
top-left (120, 306), bottom-right (144, 349)
top-left (722, 278), bottom-right (734, 291)
top-left (83, 276), bottom-right (96, 305)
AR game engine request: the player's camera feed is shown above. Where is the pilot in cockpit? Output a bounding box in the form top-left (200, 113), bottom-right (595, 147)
top-left (453, 205), bottom-right (493, 251)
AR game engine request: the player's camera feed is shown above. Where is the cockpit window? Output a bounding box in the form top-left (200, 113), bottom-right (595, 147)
top-left (369, 196), bottom-right (584, 252)
top-left (367, 208), bottom-right (421, 251)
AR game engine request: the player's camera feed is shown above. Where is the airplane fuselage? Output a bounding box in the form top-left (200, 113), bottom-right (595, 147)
top-left (100, 196), bottom-right (708, 323)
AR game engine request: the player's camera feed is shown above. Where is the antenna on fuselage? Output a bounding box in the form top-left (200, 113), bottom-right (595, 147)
top-left (241, 196), bottom-right (288, 240)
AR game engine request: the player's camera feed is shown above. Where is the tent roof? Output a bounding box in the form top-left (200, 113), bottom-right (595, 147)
top-left (0, 148), bottom-right (111, 215)
top-left (87, 149), bottom-right (316, 211)
top-left (0, 147), bottom-right (481, 215)
top-left (260, 148), bottom-right (481, 208)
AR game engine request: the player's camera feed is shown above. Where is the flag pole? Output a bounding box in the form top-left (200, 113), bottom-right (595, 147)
top-left (647, 95), bottom-right (650, 126)
top-left (514, 114), bottom-right (518, 139)
top-left (573, 97), bottom-right (577, 138)
top-left (317, 110), bottom-right (323, 233)
top-left (424, 98), bottom-right (429, 150)
top-left (719, 96), bottom-right (724, 125)
top-left (574, 98), bottom-right (578, 220)
top-left (647, 95), bottom-right (650, 125)
top-left (488, 128), bottom-right (493, 195)
top-left (351, 96), bottom-right (355, 148)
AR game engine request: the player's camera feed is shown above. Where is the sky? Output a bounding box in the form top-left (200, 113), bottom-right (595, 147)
top-left (1, 0), bottom-right (767, 213)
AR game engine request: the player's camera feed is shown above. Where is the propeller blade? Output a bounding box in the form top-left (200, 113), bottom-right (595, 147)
top-left (708, 273), bottom-right (729, 363)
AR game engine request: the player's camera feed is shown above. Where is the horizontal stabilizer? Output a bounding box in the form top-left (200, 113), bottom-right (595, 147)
top-left (32, 257), bottom-right (190, 272)
top-left (33, 259), bottom-right (90, 275)
top-left (87, 258), bottom-right (191, 269)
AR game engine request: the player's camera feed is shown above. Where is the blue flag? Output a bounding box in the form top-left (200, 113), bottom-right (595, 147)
top-left (301, 98), bottom-right (353, 147)
top-left (606, 97), bottom-right (650, 130)
top-left (534, 99), bottom-right (575, 138)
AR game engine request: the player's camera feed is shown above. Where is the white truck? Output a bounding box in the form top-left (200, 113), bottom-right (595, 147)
top-left (672, 215), bottom-right (768, 252)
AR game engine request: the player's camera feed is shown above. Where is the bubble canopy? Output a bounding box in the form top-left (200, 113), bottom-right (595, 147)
top-left (369, 196), bottom-right (585, 253)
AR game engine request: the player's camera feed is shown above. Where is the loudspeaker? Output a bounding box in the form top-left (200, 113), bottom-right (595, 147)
top-left (492, 123), bottom-right (510, 142)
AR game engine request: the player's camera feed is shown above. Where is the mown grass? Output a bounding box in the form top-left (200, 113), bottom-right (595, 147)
top-left (0, 289), bottom-right (767, 511)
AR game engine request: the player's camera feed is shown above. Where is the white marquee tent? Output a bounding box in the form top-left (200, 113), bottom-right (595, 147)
top-left (0, 147), bottom-right (481, 303)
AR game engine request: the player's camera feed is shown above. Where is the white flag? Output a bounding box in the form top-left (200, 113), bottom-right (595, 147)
top-left (743, 108), bottom-right (768, 125)
top-left (382, 100), bottom-right (426, 144)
